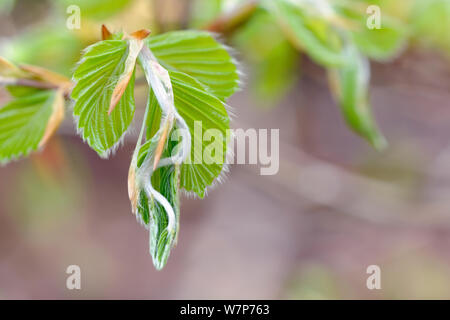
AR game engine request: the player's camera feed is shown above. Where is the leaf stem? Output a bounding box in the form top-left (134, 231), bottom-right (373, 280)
top-left (0, 76), bottom-right (72, 98)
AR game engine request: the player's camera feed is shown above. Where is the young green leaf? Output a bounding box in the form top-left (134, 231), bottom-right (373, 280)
top-left (148, 163), bottom-right (180, 270)
top-left (72, 40), bottom-right (137, 157)
top-left (147, 30), bottom-right (239, 101)
top-left (0, 89), bottom-right (64, 163)
top-left (132, 128), bottom-right (181, 270)
top-left (143, 71), bottom-right (231, 198)
top-left (328, 44), bottom-right (386, 150)
top-left (265, 0), bottom-right (346, 67)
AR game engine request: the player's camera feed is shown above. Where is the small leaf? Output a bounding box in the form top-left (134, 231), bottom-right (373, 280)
top-left (328, 44), bottom-right (386, 150)
top-left (265, 0), bottom-right (346, 67)
top-left (0, 89), bottom-right (65, 163)
top-left (72, 40), bottom-right (136, 157)
top-left (133, 131), bottom-right (181, 270)
top-left (334, 3), bottom-right (409, 61)
top-left (147, 30), bottom-right (239, 101)
top-left (148, 162), bottom-right (180, 270)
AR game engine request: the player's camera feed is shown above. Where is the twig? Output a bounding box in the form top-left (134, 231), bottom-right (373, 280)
top-left (0, 76), bottom-right (59, 90)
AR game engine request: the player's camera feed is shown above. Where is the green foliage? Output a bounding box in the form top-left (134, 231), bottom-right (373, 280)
top-left (265, 0), bottom-right (345, 67)
top-left (1, 26), bottom-right (83, 76)
top-left (72, 40), bottom-right (136, 157)
top-left (233, 9), bottom-right (298, 106)
top-left (171, 71), bottom-right (230, 197)
top-left (258, 0), bottom-right (395, 148)
top-left (1, 0), bottom-right (448, 270)
top-left (412, 0), bottom-right (450, 54)
top-left (329, 44), bottom-right (386, 150)
top-left (149, 154), bottom-right (180, 270)
top-left (148, 30), bottom-right (239, 101)
top-left (0, 89), bottom-right (63, 163)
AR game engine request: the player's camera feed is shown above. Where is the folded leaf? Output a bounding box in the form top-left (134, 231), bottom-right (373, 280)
top-left (328, 45), bottom-right (386, 150)
top-left (134, 131), bottom-right (181, 270)
top-left (72, 40), bottom-right (136, 157)
top-left (143, 71), bottom-right (230, 197)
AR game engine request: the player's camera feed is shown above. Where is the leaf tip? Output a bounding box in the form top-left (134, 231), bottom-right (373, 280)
top-left (101, 24), bottom-right (113, 40)
top-left (130, 29), bottom-right (151, 40)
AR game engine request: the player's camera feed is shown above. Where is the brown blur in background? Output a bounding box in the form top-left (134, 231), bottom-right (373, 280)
top-left (1, 0), bottom-right (450, 299)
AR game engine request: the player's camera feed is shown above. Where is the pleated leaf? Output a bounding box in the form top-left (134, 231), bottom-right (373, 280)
top-left (147, 30), bottom-right (239, 101)
top-left (72, 40), bottom-right (136, 157)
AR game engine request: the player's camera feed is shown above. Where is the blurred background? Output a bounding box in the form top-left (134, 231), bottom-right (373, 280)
top-left (1, 0), bottom-right (450, 299)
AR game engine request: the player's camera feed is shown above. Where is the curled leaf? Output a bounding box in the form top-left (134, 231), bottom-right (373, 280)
top-left (328, 44), bottom-right (386, 150)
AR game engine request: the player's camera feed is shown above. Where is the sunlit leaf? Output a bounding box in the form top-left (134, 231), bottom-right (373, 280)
top-left (0, 89), bottom-right (64, 163)
top-left (72, 40), bottom-right (136, 157)
top-left (334, 1), bottom-right (409, 61)
top-left (141, 70), bottom-right (230, 198)
top-left (233, 9), bottom-right (299, 106)
top-left (147, 30), bottom-right (239, 101)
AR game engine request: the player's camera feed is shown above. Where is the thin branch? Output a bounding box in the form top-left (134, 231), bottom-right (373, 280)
top-left (0, 76), bottom-right (59, 90)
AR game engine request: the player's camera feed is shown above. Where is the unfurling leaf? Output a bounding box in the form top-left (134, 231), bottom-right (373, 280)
top-left (142, 70), bottom-right (231, 198)
top-left (72, 39), bottom-right (137, 157)
top-left (0, 88), bottom-right (65, 163)
top-left (328, 44), bottom-right (386, 150)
